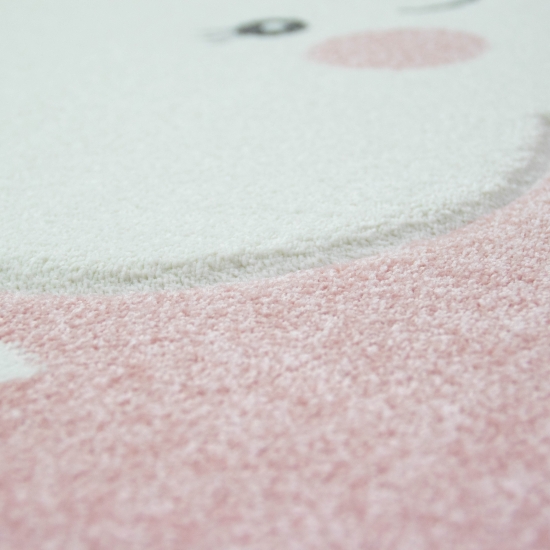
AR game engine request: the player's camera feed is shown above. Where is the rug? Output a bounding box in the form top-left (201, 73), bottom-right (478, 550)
top-left (1, 0), bottom-right (549, 548)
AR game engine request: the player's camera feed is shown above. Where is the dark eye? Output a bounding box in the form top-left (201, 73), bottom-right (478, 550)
top-left (235, 18), bottom-right (307, 37)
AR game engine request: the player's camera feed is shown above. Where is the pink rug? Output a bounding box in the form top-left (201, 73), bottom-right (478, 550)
top-left (1, 1), bottom-right (550, 548)
top-left (2, 176), bottom-right (550, 548)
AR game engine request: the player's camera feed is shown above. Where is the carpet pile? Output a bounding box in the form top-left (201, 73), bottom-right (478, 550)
top-left (1, 0), bottom-right (549, 548)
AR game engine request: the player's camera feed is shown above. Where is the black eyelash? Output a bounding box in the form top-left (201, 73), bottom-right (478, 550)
top-left (235, 18), bottom-right (307, 36)
top-left (204, 18), bottom-right (306, 42)
top-left (401, 0), bottom-right (479, 14)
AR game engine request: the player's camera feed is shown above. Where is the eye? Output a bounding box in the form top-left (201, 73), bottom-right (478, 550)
top-left (401, 0), bottom-right (479, 13)
top-left (235, 18), bottom-right (307, 37)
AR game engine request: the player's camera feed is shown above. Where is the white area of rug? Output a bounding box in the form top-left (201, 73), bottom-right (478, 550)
top-left (0, 342), bottom-right (39, 384)
top-left (1, 0), bottom-right (550, 292)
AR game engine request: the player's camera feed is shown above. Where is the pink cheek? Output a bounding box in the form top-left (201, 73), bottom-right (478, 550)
top-left (307, 28), bottom-right (488, 70)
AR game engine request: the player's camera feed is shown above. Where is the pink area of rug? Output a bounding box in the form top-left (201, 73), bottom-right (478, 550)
top-left (1, 178), bottom-right (550, 549)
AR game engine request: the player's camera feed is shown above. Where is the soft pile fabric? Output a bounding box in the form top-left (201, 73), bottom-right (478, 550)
top-left (1, 0), bottom-right (550, 548)
top-left (1, 0), bottom-right (549, 291)
top-left (1, 174), bottom-right (550, 549)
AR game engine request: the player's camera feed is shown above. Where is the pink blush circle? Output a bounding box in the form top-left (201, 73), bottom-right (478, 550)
top-left (308, 28), bottom-right (488, 70)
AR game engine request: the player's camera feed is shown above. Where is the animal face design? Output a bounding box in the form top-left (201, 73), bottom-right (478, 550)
top-left (1, 5), bottom-right (550, 542)
top-left (0, 0), bottom-right (549, 292)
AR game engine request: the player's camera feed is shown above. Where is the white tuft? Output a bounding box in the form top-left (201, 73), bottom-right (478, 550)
top-left (0, 342), bottom-right (40, 383)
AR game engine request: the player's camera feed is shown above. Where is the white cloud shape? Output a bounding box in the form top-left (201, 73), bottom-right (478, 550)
top-left (0, 342), bottom-right (40, 384)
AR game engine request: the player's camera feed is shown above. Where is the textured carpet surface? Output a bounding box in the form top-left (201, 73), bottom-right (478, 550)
top-left (1, 178), bottom-right (549, 549)
top-left (2, 0), bottom-right (550, 548)
top-left (1, 0), bottom-right (550, 291)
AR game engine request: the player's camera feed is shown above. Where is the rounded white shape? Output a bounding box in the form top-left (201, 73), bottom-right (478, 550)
top-left (0, 343), bottom-right (40, 384)
top-left (1, 0), bottom-right (550, 292)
